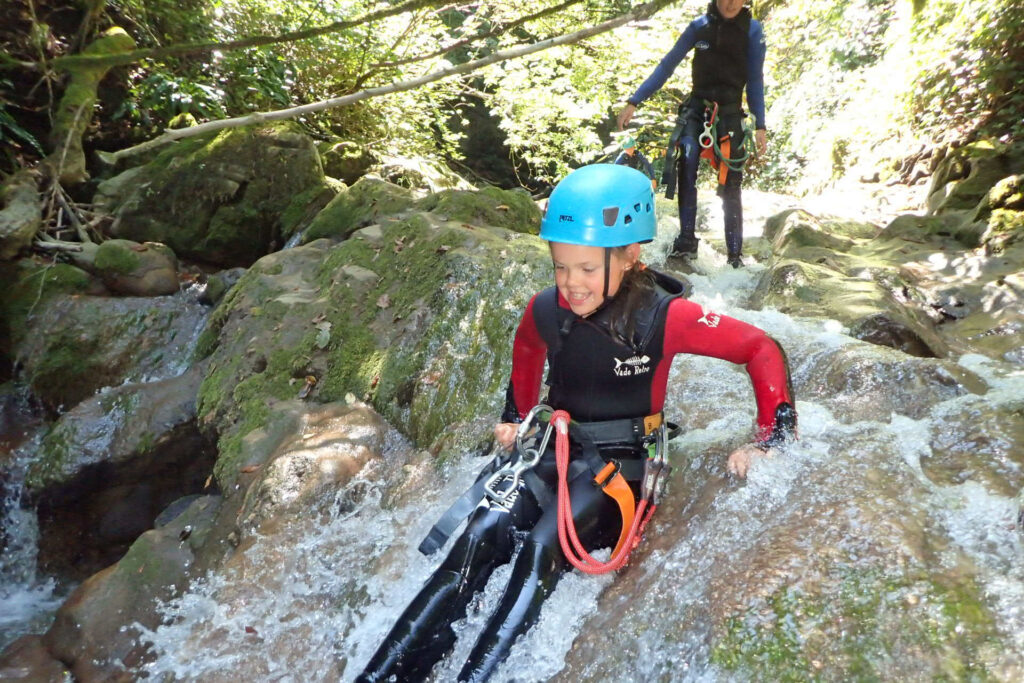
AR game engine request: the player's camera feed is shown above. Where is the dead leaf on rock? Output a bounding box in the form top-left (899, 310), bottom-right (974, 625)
top-left (377, 294), bottom-right (391, 309)
top-left (240, 465), bottom-right (261, 474)
top-left (496, 204), bottom-right (509, 211)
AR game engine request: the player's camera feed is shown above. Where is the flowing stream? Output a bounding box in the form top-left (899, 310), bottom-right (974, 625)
top-left (136, 197), bottom-right (1023, 681)
top-left (0, 286), bottom-right (211, 652)
top-left (2, 191), bottom-right (1022, 680)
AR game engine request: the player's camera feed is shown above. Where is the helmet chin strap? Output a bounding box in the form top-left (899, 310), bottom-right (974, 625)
top-left (602, 247), bottom-right (611, 300)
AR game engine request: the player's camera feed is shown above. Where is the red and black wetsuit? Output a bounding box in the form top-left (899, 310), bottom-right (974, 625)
top-left (504, 275), bottom-right (794, 444)
top-left (359, 270), bottom-right (796, 683)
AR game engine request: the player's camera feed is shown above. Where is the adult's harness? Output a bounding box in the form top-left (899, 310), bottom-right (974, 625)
top-left (662, 98), bottom-right (755, 200)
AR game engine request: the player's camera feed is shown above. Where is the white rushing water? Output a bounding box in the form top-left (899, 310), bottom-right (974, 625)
top-left (135, 201), bottom-right (1023, 681)
top-left (4, 191), bottom-right (1022, 680)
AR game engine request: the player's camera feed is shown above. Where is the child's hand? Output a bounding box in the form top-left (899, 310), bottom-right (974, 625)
top-left (727, 444), bottom-right (772, 478)
top-left (494, 423), bottom-right (518, 451)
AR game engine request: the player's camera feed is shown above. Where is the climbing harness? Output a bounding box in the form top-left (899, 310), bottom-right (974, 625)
top-left (551, 408), bottom-right (672, 575)
top-left (418, 402), bottom-right (675, 575)
top-left (662, 98), bottom-right (755, 199)
top-left (697, 100), bottom-right (754, 185)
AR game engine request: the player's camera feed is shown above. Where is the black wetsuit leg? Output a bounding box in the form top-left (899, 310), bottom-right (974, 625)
top-left (456, 450), bottom-right (635, 683)
top-left (357, 477), bottom-right (542, 683)
top-left (718, 111), bottom-right (746, 261)
top-left (673, 104), bottom-right (705, 256)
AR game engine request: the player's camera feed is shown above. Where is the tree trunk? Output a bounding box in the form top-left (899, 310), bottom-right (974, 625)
top-left (46, 27), bottom-right (137, 186)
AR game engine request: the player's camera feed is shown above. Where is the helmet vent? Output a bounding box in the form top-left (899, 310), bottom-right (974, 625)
top-left (624, 214), bottom-right (633, 224)
top-left (646, 203), bottom-right (652, 212)
top-left (602, 207), bottom-right (619, 226)
top-left (634, 203), bottom-right (641, 212)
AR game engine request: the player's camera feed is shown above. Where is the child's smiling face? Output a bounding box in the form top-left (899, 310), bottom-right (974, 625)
top-left (549, 242), bottom-right (637, 317)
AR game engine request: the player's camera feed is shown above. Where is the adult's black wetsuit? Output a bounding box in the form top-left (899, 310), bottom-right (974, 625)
top-left (357, 271), bottom-right (795, 683)
top-left (628, 2), bottom-right (767, 259)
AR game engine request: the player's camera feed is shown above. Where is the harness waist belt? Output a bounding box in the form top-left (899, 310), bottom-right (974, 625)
top-left (567, 412), bottom-right (662, 445)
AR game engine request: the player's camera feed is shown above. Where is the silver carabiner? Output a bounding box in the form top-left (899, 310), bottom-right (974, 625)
top-left (485, 404), bottom-right (554, 507)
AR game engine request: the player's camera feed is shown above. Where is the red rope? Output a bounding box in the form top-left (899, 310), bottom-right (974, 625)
top-left (551, 409), bottom-right (656, 575)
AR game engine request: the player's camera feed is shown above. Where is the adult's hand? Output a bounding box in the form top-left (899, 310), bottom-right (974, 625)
top-left (727, 443), bottom-right (772, 478)
top-left (755, 129), bottom-right (767, 156)
top-left (617, 103), bottom-right (636, 130)
top-left (494, 422), bottom-right (518, 450)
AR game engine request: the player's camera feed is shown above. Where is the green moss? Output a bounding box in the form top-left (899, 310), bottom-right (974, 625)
top-left (95, 240), bottom-right (141, 274)
top-left (981, 209), bottom-right (1024, 253)
top-left (0, 261), bottom-right (94, 352)
top-left (113, 122), bottom-right (325, 266)
top-left (303, 177), bottom-right (416, 243)
top-left (416, 186), bottom-right (541, 234)
top-left (711, 567), bottom-right (998, 681)
top-left (279, 180), bottom-right (342, 241)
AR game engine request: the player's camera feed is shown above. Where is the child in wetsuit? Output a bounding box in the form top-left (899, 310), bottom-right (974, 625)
top-left (357, 163), bottom-right (796, 683)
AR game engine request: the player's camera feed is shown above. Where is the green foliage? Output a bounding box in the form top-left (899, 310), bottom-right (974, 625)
top-left (0, 79), bottom-right (44, 160)
top-left (910, 0), bottom-right (1024, 143)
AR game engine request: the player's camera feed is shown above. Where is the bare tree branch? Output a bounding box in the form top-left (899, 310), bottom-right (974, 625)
top-left (367, 0), bottom-right (583, 72)
top-left (101, 0), bottom-right (676, 166)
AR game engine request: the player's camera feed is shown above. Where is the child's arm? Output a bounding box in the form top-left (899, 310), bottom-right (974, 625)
top-left (663, 298), bottom-right (796, 446)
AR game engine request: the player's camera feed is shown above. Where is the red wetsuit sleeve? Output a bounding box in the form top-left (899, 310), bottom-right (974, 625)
top-left (507, 294), bottom-right (549, 421)
top-left (663, 298), bottom-right (794, 440)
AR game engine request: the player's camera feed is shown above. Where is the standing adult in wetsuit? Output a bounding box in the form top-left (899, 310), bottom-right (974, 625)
top-left (617, 0), bottom-right (768, 268)
top-left (356, 164), bottom-right (796, 683)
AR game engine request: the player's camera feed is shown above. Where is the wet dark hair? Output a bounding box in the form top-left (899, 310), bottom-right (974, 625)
top-left (605, 246), bottom-right (656, 349)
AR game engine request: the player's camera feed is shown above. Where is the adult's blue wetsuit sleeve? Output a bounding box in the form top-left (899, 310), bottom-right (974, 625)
top-left (747, 19), bottom-right (767, 129)
top-left (628, 22), bottom-right (699, 106)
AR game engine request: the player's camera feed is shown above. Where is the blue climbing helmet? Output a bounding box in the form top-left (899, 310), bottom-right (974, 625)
top-left (540, 164), bottom-right (656, 246)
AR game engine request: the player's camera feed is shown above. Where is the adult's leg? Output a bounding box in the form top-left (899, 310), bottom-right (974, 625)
top-left (456, 469), bottom-right (623, 683)
top-left (357, 479), bottom-right (541, 683)
top-left (672, 107), bottom-right (705, 256)
top-left (718, 112), bottom-right (746, 266)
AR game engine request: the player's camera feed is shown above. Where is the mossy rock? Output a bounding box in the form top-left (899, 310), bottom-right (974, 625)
top-left (763, 208), bottom-right (857, 256)
top-left (94, 239), bottom-right (141, 275)
top-left (16, 294), bottom-right (207, 411)
top-left (378, 155), bottom-right (475, 193)
top-left (764, 208), bottom-right (875, 244)
top-left (416, 186), bottom-right (541, 234)
top-left (927, 141), bottom-right (1024, 216)
top-left (196, 209), bottom-right (551, 490)
top-left (0, 171), bottom-right (43, 260)
top-left (301, 177), bottom-right (416, 243)
top-left (279, 177), bottom-right (345, 244)
top-left (752, 259), bottom-right (946, 357)
top-left (979, 208), bottom-right (1024, 254)
top-left (109, 122), bottom-right (326, 267)
top-left (711, 567), bottom-right (999, 681)
top-left (319, 140), bottom-right (380, 185)
top-left (877, 213), bottom-right (981, 248)
top-left (0, 260), bottom-right (101, 365)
